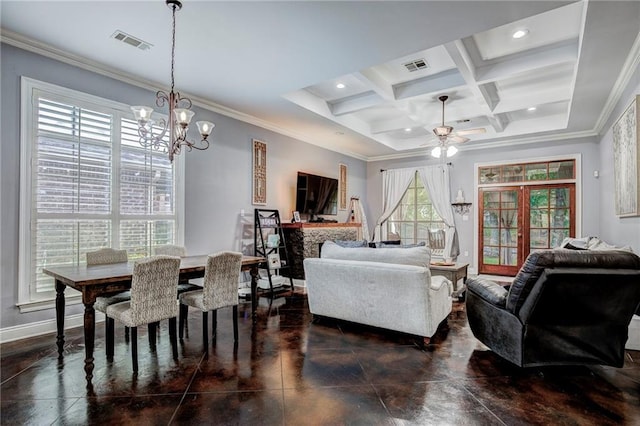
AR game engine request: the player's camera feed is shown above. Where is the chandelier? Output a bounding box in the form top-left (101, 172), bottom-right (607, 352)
top-left (130, 0), bottom-right (213, 162)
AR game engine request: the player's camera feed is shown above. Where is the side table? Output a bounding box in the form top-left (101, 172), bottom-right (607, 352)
top-left (429, 262), bottom-right (469, 298)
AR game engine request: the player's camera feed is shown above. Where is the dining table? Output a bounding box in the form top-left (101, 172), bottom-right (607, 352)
top-left (43, 254), bottom-right (265, 385)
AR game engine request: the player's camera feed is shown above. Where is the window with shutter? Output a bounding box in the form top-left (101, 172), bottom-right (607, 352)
top-left (19, 78), bottom-right (184, 308)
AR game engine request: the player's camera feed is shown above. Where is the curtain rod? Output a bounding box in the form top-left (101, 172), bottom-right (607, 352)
top-left (380, 163), bottom-right (452, 172)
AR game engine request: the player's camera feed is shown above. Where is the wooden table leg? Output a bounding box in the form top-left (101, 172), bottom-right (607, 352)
top-left (250, 264), bottom-right (259, 325)
top-left (82, 294), bottom-right (97, 383)
top-left (55, 280), bottom-right (66, 358)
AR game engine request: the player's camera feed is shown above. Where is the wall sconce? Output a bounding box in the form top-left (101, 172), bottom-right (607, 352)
top-left (452, 202), bottom-right (472, 215)
top-left (452, 189), bottom-right (472, 215)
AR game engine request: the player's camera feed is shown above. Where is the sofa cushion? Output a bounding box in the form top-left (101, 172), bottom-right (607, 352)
top-left (321, 240), bottom-right (431, 267)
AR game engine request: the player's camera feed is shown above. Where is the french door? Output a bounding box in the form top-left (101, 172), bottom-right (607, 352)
top-left (479, 184), bottom-right (575, 276)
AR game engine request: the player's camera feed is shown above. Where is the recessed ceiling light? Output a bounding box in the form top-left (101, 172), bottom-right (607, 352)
top-left (336, 83), bottom-right (346, 89)
top-left (512, 29), bottom-right (529, 39)
top-left (405, 128), bottom-right (412, 132)
top-left (527, 106), bottom-right (537, 111)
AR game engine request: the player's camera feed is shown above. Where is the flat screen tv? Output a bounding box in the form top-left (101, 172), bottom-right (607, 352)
top-left (295, 171), bottom-right (338, 216)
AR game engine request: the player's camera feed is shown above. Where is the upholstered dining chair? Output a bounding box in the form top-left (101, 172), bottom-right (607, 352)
top-left (87, 248), bottom-right (129, 359)
top-left (105, 256), bottom-right (181, 372)
top-left (179, 251), bottom-right (243, 347)
top-left (154, 244), bottom-right (201, 332)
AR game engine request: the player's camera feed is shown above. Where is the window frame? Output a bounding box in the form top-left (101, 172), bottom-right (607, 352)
top-left (18, 77), bottom-right (185, 312)
top-left (385, 171), bottom-right (446, 246)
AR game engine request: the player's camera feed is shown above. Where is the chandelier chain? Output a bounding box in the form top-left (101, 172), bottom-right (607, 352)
top-left (170, 3), bottom-right (176, 92)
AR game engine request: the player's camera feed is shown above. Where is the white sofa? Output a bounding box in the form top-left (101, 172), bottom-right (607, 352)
top-left (303, 241), bottom-right (453, 340)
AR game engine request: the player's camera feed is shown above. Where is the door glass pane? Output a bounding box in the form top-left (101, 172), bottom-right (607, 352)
top-left (530, 229), bottom-right (549, 248)
top-left (530, 209), bottom-right (549, 228)
top-left (502, 165), bottom-right (524, 182)
top-left (501, 192), bottom-right (518, 209)
top-left (550, 209), bottom-right (569, 227)
top-left (480, 167), bottom-right (501, 184)
top-left (484, 192), bottom-right (500, 208)
top-left (526, 163), bottom-right (548, 181)
top-left (483, 246), bottom-right (499, 264)
top-left (500, 229), bottom-right (517, 246)
top-left (500, 248), bottom-right (518, 266)
top-left (500, 210), bottom-right (517, 227)
top-left (549, 161), bottom-right (574, 179)
top-left (551, 229), bottom-right (569, 248)
top-left (483, 211), bottom-right (499, 227)
top-left (530, 189), bottom-right (549, 208)
top-left (550, 188), bottom-right (569, 208)
top-left (483, 228), bottom-right (499, 246)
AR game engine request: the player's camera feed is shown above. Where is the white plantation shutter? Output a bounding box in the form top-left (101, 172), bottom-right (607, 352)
top-left (20, 78), bottom-right (182, 305)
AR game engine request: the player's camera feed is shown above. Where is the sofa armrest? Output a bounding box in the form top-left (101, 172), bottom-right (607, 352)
top-left (467, 277), bottom-right (508, 308)
top-left (430, 275), bottom-right (453, 295)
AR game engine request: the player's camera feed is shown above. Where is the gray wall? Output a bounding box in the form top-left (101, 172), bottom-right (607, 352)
top-left (366, 138), bottom-right (601, 271)
top-left (597, 65), bottom-right (640, 251)
top-left (0, 43), bottom-right (365, 329)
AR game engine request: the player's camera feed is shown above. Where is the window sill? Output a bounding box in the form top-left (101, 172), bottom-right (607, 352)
top-left (17, 294), bottom-right (83, 313)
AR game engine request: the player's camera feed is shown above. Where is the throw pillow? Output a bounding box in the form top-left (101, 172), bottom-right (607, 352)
top-left (333, 240), bottom-right (368, 248)
top-left (377, 241), bottom-right (426, 248)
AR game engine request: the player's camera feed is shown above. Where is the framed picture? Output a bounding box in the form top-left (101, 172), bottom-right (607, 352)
top-left (266, 233), bottom-right (280, 248)
top-left (339, 163), bottom-right (348, 210)
top-left (292, 211), bottom-right (301, 222)
top-left (252, 139), bottom-right (267, 205)
top-left (613, 95), bottom-right (640, 217)
top-left (268, 253), bottom-right (281, 269)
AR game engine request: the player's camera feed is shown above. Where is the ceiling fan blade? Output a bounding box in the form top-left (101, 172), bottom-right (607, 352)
top-left (455, 127), bottom-right (486, 136)
top-left (450, 135), bottom-right (470, 144)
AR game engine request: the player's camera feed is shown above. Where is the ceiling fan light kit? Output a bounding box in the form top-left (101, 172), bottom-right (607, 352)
top-left (428, 94), bottom-right (486, 158)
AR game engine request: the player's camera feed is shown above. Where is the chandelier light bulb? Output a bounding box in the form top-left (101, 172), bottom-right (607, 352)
top-left (196, 121), bottom-right (215, 138)
top-left (431, 146), bottom-right (442, 158)
top-left (446, 145), bottom-right (458, 157)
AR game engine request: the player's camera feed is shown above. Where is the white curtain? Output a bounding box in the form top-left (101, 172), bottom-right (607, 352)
top-left (418, 165), bottom-right (459, 259)
top-left (373, 168), bottom-right (415, 241)
top-left (346, 197), bottom-right (371, 241)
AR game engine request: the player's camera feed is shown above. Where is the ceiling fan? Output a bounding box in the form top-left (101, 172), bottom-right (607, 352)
top-left (427, 95), bottom-right (485, 158)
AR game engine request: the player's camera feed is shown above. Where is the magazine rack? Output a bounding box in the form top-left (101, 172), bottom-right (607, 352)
top-left (254, 209), bottom-right (294, 294)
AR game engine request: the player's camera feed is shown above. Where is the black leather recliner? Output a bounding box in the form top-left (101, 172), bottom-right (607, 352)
top-left (466, 249), bottom-right (640, 367)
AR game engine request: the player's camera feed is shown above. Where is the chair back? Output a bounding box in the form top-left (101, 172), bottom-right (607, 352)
top-left (507, 249), bottom-right (640, 315)
top-left (129, 256), bottom-right (181, 324)
top-left (86, 248), bottom-right (128, 265)
top-left (155, 244), bottom-right (187, 257)
top-left (428, 229), bottom-right (446, 257)
top-left (202, 251), bottom-right (243, 311)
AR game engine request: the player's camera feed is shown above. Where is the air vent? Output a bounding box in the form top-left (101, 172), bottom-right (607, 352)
top-left (111, 31), bottom-right (152, 51)
top-left (403, 59), bottom-right (429, 72)
top-left (456, 119), bottom-right (471, 123)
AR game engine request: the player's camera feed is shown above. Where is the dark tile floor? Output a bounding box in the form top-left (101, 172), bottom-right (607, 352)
top-left (2, 288), bottom-right (639, 425)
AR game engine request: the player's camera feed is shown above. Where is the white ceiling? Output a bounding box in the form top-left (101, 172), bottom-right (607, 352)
top-left (2, 1), bottom-right (639, 161)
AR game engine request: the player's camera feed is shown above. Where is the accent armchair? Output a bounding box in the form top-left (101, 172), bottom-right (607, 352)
top-left (466, 249), bottom-right (640, 368)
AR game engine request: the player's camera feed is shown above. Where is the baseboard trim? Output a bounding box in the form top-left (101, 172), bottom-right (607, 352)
top-left (0, 312), bottom-right (105, 344)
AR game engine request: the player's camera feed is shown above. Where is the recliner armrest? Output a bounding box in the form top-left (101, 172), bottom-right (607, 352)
top-left (467, 277), bottom-right (508, 308)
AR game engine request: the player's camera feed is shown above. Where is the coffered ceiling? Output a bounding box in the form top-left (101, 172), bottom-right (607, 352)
top-left (2, 1), bottom-right (639, 161)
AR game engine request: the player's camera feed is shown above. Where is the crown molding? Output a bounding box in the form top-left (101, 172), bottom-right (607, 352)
top-left (1, 29), bottom-right (368, 161)
top-left (593, 31), bottom-right (640, 135)
top-left (367, 129), bottom-right (598, 162)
